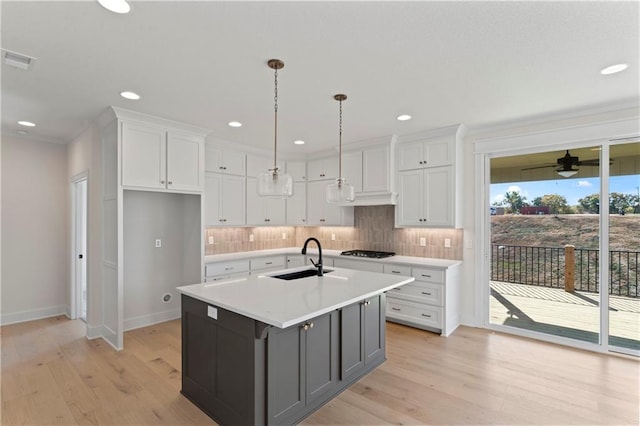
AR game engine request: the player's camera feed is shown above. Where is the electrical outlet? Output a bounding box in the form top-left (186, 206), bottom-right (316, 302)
top-left (444, 238), bottom-right (451, 248)
top-left (249, 234), bottom-right (255, 242)
top-left (331, 233), bottom-right (336, 241)
top-left (282, 233), bottom-right (287, 240)
top-left (155, 239), bottom-right (162, 248)
top-left (208, 236), bottom-right (214, 244)
top-left (419, 237), bottom-right (426, 247)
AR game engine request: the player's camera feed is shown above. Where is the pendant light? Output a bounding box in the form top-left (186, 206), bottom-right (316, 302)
top-left (257, 59), bottom-right (293, 198)
top-left (326, 94), bottom-right (355, 203)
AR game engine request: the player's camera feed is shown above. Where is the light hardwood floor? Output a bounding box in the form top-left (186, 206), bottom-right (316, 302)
top-left (1, 316), bottom-right (638, 425)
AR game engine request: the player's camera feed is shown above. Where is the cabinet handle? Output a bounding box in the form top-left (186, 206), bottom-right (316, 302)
top-left (265, 262), bottom-right (273, 265)
top-left (320, 219), bottom-right (325, 222)
top-left (361, 300), bottom-right (370, 306)
top-left (419, 161), bottom-right (423, 165)
top-left (391, 270), bottom-right (401, 274)
top-left (302, 219), bottom-right (306, 222)
top-left (393, 287), bottom-right (402, 291)
top-left (302, 322), bottom-right (314, 331)
top-left (421, 274), bottom-right (431, 278)
top-left (219, 166), bottom-right (224, 170)
top-left (225, 267), bottom-right (234, 271)
top-left (419, 219), bottom-right (423, 222)
top-left (421, 313), bottom-right (431, 318)
top-left (421, 291), bottom-right (432, 295)
top-left (391, 307), bottom-right (401, 311)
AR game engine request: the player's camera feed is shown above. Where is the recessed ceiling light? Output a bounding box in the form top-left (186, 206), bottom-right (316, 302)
top-left (120, 91), bottom-right (140, 100)
top-left (294, 140), bottom-right (305, 145)
top-left (228, 121), bottom-right (242, 128)
top-left (98, 0), bottom-right (131, 14)
top-left (396, 114), bottom-right (412, 121)
top-left (600, 64), bottom-right (628, 75)
top-left (18, 120), bottom-right (35, 127)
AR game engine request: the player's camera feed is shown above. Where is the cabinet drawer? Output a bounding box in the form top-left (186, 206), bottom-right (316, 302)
top-left (333, 258), bottom-right (383, 273)
top-left (412, 267), bottom-right (445, 284)
top-left (251, 255), bottom-right (286, 271)
top-left (383, 264), bottom-right (411, 276)
top-left (386, 298), bottom-right (442, 329)
top-left (205, 260), bottom-right (250, 277)
top-left (204, 271), bottom-right (249, 282)
top-left (387, 282), bottom-right (443, 306)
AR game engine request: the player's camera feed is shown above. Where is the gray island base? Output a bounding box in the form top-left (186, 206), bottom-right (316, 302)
top-left (181, 292), bottom-right (387, 426)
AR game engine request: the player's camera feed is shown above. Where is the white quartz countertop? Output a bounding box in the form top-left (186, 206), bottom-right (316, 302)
top-left (204, 247), bottom-right (461, 269)
top-left (177, 266), bottom-right (414, 328)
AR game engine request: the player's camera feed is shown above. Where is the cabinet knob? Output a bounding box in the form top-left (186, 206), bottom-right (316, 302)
top-left (168, 181), bottom-right (173, 185)
top-left (421, 313), bottom-right (432, 318)
top-left (219, 166), bottom-right (224, 170)
top-left (302, 322), bottom-right (314, 331)
top-left (160, 180), bottom-right (165, 184)
top-left (361, 300), bottom-right (370, 306)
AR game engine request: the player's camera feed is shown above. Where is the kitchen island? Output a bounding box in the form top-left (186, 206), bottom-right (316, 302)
top-left (177, 266), bottom-right (414, 426)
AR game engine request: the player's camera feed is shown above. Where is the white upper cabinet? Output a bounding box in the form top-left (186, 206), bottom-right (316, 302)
top-left (166, 132), bottom-right (204, 191)
top-left (341, 151), bottom-right (363, 193)
top-left (306, 181), bottom-right (354, 226)
top-left (398, 134), bottom-right (452, 171)
top-left (286, 160), bottom-right (307, 181)
top-left (205, 144), bottom-right (246, 175)
top-left (205, 173), bottom-right (246, 226)
top-left (286, 181), bottom-right (307, 226)
top-left (246, 154), bottom-right (284, 178)
top-left (395, 125), bottom-right (464, 228)
top-left (362, 145), bottom-right (390, 193)
top-left (121, 122), bottom-right (204, 192)
top-left (121, 122), bottom-right (166, 190)
top-left (307, 156), bottom-right (339, 181)
top-left (246, 178), bottom-right (286, 225)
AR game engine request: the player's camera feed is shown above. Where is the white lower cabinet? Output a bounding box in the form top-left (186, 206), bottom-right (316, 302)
top-left (205, 259), bottom-right (250, 282)
top-left (385, 264), bottom-right (460, 336)
top-left (250, 255), bottom-right (286, 274)
top-left (286, 255), bottom-right (306, 268)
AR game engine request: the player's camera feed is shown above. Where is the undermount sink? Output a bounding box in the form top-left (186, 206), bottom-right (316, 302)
top-left (270, 268), bottom-right (334, 281)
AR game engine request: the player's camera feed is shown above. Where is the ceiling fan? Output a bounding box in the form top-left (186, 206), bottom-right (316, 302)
top-left (521, 150), bottom-right (602, 177)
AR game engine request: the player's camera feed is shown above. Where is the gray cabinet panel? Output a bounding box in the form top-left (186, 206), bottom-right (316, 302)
top-left (364, 296), bottom-right (384, 365)
top-left (306, 313), bottom-right (337, 402)
top-left (268, 325), bottom-right (305, 421)
top-left (340, 302), bottom-right (364, 380)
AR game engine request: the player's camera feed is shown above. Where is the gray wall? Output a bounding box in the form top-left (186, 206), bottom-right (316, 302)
top-left (1, 136), bottom-right (69, 324)
top-left (123, 191), bottom-right (201, 330)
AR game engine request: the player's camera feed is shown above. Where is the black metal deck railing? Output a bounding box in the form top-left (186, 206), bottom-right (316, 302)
top-left (490, 244), bottom-right (639, 298)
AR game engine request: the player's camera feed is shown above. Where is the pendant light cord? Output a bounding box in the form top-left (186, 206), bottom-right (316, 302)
top-left (338, 97), bottom-right (343, 181)
top-left (273, 67), bottom-right (279, 173)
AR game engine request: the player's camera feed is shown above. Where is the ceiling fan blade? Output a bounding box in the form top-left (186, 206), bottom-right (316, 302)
top-left (577, 159), bottom-right (600, 166)
top-left (521, 164), bottom-right (557, 171)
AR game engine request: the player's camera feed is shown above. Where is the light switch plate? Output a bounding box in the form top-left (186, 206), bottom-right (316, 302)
top-left (208, 236), bottom-right (214, 244)
top-left (419, 237), bottom-right (426, 247)
top-left (444, 238), bottom-right (451, 248)
top-left (155, 239), bottom-right (162, 248)
top-left (207, 306), bottom-right (218, 320)
top-left (331, 233), bottom-right (336, 241)
top-left (249, 234), bottom-right (255, 242)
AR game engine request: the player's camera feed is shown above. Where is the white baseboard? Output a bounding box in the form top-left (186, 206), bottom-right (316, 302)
top-left (102, 325), bottom-right (120, 350)
top-left (86, 323), bottom-right (103, 340)
top-left (0, 305), bottom-right (68, 326)
top-left (124, 308), bottom-right (180, 332)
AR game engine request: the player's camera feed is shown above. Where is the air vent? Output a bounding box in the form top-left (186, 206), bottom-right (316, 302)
top-left (2, 49), bottom-right (36, 70)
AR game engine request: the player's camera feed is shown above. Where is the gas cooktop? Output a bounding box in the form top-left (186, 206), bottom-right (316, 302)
top-left (340, 250), bottom-right (396, 259)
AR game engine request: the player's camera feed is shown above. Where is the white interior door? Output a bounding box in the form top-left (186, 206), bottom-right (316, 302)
top-left (72, 175), bottom-right (88, 321)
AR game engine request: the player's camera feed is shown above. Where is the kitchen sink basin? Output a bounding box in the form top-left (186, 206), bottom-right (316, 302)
top-left (270, 268), bottom-right (334, 280)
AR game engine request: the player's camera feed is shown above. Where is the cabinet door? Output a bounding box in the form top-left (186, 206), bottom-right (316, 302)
top-left (306, 158), bottom-right (326, 181)
top-left (205, 145), bottom-right (246, 175)
top-left (267, 325), bottom-right (306, 423)
top-left (362, 146), bottom-right (389, 192)
top-left (265, 197), bottom-right (286, 225)
top-left (121, 122), bottom-right (166, 189)
top-left (286, 255), bottom-right (306, 268)
top-left (424, 135), bottom-right (453, 167)
top-left (286, 160), bottom-right (307, 181)
top-left (397, 141), bottom-right (423, 171)
top-left (306, 181), bottom-right (326, 225)
top-left (341, 151), bottom-right (362, 193)
top-left (305, 312), bottom-right (338, 404)
top-left (363, 296), bottom-right (384, 365)
top-left (247, 154), bottom-right (283, 176)
top-left (167, 132), bottom-right (203, 192)
top-left (396, 170), bottom-right (423, 226)
top-left (286, 182), bottom-right (307, 226)
top-left (204, 173), bottom-right (221, 226)
top-left (340, 302), bottom-right (364, 381)
top-left (245, 178), bottom-right (264, 225)
top-left (424, 166), bottom-right (452, 226)
top-left (221, 175), bottom-right (246, 226)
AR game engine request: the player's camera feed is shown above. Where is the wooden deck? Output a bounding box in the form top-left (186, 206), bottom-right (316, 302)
top-left (490, 281), bottom-right (640, 350)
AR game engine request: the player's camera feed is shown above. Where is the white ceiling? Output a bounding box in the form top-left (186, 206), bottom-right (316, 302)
top-left (2, 1), bottom-right (638, 154)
